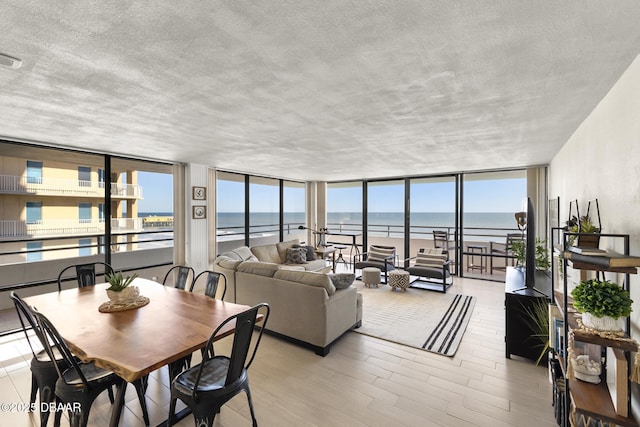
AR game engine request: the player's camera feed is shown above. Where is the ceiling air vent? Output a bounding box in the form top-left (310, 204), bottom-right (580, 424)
top-left (0, 53), bottom-right (22, 69)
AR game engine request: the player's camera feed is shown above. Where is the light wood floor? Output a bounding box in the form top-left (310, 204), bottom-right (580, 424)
top-left (0, 276), bottom-right (557, 427)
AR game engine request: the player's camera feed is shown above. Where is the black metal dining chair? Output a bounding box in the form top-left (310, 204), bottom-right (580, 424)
top-left (10, 292), bottom-right (67, 427)
top-left (29, 307), bottom-right (125, 427)
top-left (162, 265), bottom-right (195, 290)
top-left (57, 262), bottom-right (114, 291)
top-left (190, 270), bottom-right (227, 300)
top-left (168, 303), bottom-right (270, 427)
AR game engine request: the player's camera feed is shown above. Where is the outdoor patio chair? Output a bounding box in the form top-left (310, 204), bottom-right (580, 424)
top-left (432, 230), bottom-right (454, 258)
top-left (353, 245), bottom-right (397, 284)
top-left (168, 303), bottom-right (270, 427)
top-left (489, 233), bottom-right (524, 274)
top-left (405, 248), bottom-right (452, 293)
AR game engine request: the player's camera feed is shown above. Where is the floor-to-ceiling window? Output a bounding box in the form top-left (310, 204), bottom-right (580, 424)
top-left (216, 172), bottom-right (246, 254)
top-left (367, 180), bottom-right (405, 261)
top-left (462, 170), bottom-right (526, 279)
top-left (1, 141), bottom-right (177, 332)
top-left (409, 176), bottom-right (457, 271)
top-left (327, 182), bottom-right (363, 259)
top-left (215, 171), bottom-right (306, 254)
top-left (283, 180), bottom-right (306, 242)
top-left (249, 176), bottom-right (280, 246)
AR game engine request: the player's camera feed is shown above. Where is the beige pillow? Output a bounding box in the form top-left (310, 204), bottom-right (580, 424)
top-left (273, 270), bottom-right (336, 295)
top-left (215, 256), bottom-right (243, 270)
top-left (232, 246), bottom-right (258, 261)
top-left (237, 261), bottom-right (280, 277)
top-left (276, 239), bottom-right (300, 262)
top-left (251, 244), bottom-right (282, 263)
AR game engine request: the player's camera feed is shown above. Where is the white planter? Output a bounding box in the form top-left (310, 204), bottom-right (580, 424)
top-left (106, 286), bottom-right (140, 305)
top-left (581, 312), bottom-right (625, 332)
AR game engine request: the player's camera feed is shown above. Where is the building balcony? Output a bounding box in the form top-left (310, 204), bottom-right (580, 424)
top-left (0, 218), bottom-right (143, 239)
top-left (0, 175), bottom-right (143, 199)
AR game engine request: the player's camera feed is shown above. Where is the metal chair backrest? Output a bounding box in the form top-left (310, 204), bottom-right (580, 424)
top-left (10, 292), bottom-right (40, 359)
top-left (162, 265), bottom-right (195, 290)
top-left (30, 308), bottom-right (90, 389)
top-left (433, 230), bottom-right (451, 250)
top-left (506, 233), bottom-right (525, 251)
top-left (57, 262), bottom-right (114, 291)
top-left (193, 303), bottom-right (270, 398)
top-left (191, 270), bottom-right (227, 300)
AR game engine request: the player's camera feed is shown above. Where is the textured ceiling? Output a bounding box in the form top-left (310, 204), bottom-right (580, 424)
top-left (1, 1), bottom-right (640, 181)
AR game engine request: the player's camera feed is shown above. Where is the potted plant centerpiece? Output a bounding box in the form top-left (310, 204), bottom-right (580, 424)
top-left (571, 278), bottom-right (632, 332)
top-left (106, 271), bottom-right (139, 305)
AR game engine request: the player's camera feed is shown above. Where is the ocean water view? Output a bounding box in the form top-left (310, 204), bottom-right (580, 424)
top-left (214, 212), bottom-right (520, 242)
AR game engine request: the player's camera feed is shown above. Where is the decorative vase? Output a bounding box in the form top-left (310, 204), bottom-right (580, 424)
top-left (106, 286), bottom-right (140, 305)
top-left (581, 312), bottom-right (625, 332)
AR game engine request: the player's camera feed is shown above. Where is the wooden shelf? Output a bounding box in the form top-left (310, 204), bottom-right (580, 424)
top-left (563, 250), bottom-right (640, 273)
top-left (569, 379), bottom-right (638, 427)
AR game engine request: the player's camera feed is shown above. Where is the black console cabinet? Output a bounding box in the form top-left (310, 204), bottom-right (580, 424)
top-left (505, 267), bottom-right (551, 361)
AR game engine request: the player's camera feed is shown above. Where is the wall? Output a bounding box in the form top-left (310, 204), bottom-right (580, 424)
top-left (549, 52), bottom-right (640, 415)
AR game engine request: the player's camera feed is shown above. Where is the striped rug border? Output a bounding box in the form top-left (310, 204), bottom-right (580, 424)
top-left (422, 294), bottom-right (475, 356)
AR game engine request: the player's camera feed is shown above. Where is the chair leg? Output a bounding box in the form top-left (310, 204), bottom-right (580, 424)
top-left (244, 382), bottom-right (258, 427)
top-left (30, 375), bottom-right (38, 405)
top-left (107, 385), bottom-right (115, 404)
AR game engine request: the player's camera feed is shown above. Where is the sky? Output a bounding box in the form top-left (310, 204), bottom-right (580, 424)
top-left (137, 170), bottom-right (526, 214)
top-left (212, 177), bottom-right (526, 213)
top-left (137, 172), bottom-right (174, 212)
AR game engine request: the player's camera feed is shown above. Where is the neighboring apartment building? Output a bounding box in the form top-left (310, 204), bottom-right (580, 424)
top-left (0, 150), bottom-right (143, 264)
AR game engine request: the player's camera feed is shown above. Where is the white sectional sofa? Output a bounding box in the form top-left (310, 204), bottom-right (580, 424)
top-left (213, 240), bottom-right (362, 355)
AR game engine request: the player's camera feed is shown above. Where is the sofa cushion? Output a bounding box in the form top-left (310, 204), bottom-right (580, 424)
top-left (277, 264), bottom-right (306, 272)
top-left (293, 244), bottom-right (316, 261)
top-left (415, 250), bottom-right (447, 268)
top-left (276, 239), bottom-right (300, 262)
top-left (232, 246), bottom-right (258, 262)
top-left (273, 270), bottom-right (336, 295)
top-left (215, 255), bottom-right (243, 270)
top-left (237, 261), bottom-right (280, 277)
top-left (251, 244), bottom-right (282, 264)
top-left (304, 259), bottom-right (329, 271)
top-left (286, 247), bottom-right (307, 264)
top-left (328, 273), bottom-right (355, 290)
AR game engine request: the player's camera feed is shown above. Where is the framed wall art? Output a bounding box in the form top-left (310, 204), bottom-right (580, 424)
top-left (192, 206), bottom-right (206, 219)
top-left (192, 186), bottom-right (206, 201)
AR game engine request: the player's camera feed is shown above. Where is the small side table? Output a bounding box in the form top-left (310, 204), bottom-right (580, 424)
top-left (389, 270), bottom-right (411, 292)
top-left (467, 244), bottom-right (487, 273)
top-left (314, 246), bottom-right (336, 273)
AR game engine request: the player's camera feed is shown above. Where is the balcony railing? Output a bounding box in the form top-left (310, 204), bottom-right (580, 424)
top-left (0, 175), bottom-right (143, 198)
top-left (0, 218), bottom-right (143, 238)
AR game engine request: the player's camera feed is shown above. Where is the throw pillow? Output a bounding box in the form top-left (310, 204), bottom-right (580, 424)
top-left (367, 246), bottom-right (395, 263)
top-left (286, 247), bottom-right (308, 264)
top-left (329, 273), bottom-right (355, 290)
top-left (293, 244), bottom-right (316, 261)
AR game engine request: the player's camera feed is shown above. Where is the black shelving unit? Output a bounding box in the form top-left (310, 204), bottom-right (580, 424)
top-left (553, 231), bottom-right (639, 427)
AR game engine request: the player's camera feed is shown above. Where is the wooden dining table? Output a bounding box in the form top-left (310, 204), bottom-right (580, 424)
top-left (23, 277), bottom-right (256, 426)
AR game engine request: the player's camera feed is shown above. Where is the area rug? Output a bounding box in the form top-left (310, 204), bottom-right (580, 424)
top-left (352, 283), bottom-right (476, 357)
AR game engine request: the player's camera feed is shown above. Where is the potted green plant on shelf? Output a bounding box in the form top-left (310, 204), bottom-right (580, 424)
top-left (106, 271), bottom-right (139, 305)
top-left (571, 278), bottom-right (632, 332)
top-left (566, 215), bottom-right (601, 248)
